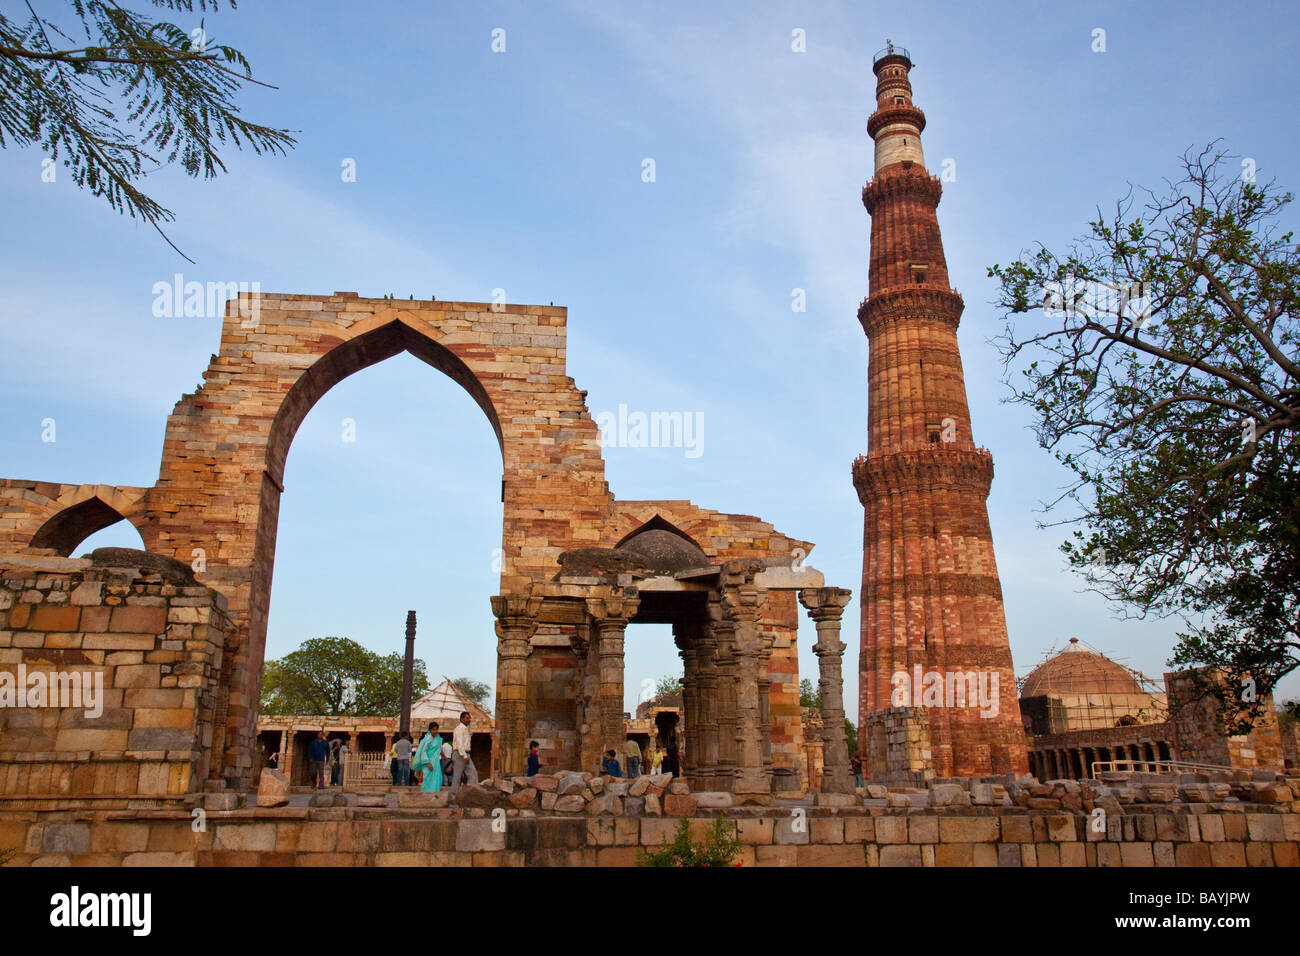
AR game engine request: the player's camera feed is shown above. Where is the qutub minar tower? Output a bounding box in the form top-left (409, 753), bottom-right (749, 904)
top-left (853, 44), bottom-right (1030, 778)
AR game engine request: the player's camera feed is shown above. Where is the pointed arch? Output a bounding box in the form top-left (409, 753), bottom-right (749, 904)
top-left (264, 311), bottom-right (504, 486)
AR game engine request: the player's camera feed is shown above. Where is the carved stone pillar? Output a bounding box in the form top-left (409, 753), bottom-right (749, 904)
top-left (586, 592), bottom-right (639, 763)
top-left (800, 586), bottom-right (854, 793)
top-left (674, 621), bottom-right (702, 787)
top-left (720, 567), bottom-right (769, 794)
top-left (491, 594), bottom-right (541, 777)
top-left (694, 627), bottom-right (720, 789)
top-left (708, 597), bottom-right (738, 790)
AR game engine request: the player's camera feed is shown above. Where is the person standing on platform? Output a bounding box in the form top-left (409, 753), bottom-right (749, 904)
top-left (393, 732), bottom-right (412, 787)
top-left (308, 731), bottom-right (329, 789)
top-left (450, 711), bottom-right (478, 793)
top-left (412, 722), bottom-right (444, 793)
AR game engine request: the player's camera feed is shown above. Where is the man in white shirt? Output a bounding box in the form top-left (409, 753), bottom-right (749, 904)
top-left (450, 710), bottom-right (478, 792)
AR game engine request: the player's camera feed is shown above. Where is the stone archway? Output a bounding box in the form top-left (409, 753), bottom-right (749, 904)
top-left (138, 295), bottom-right (611, 786)
top-left (0, 290), bottom-right (827, 797)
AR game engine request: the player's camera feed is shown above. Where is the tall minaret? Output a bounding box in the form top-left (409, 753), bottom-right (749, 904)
top-left (853, 44), bottom-right (1028, 778)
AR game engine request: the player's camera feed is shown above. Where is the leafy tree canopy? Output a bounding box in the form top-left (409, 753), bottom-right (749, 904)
top-left (989, 143), bottom-right (1299, 728)
top-left (450, 676), bottom-right (491, 707)
top-left (260, 637), bottom-right (428, 717)
top-left (0, 0), bottom-right (294, 258)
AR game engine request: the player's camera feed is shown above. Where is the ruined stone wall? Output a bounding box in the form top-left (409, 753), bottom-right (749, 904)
top-left (0, 556), bottom-right (232, 804)
top-left (1167, 671), bottom-right (1285, 771)
top-left (0, 296), bottom-right (824, 791)
top-left (863, 706), bottom-right (935, 785)
top-left (1, 801), bottom-right (1295, 867)
top-left (0, 482), bottom-right (150, 556)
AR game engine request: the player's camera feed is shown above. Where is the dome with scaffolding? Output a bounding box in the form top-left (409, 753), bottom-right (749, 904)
top-left (1020, 638), bottom-right (1144, 698)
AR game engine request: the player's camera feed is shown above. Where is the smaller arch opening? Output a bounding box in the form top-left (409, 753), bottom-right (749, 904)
top-left (28, 498), bottom-right (145, 556)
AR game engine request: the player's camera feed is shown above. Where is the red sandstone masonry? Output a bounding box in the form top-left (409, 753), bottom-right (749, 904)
top-left (0, 557), bottom-right (233, 803)
top-left (1, 804), bottom-right (1295, 867)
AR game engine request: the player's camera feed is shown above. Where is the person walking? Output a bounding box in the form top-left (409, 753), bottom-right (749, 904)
top-left (624, 737), bottom-right (642, 779)
top-left (851, 754), bottom-right (864, 790)
top-left (412, 722), bottom-right (444, 793)
top-left (393, 732), bottom-right (412, 787)
top-left (307, 731), bottom-right (330, 789)
top-left (450, 711), bottom-right (478, 793)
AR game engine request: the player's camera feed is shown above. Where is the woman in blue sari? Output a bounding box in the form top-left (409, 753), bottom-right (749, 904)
top-left (412, 721), bottom-right (444, 792)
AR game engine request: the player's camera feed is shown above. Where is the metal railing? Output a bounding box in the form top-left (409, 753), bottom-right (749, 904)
top-left (342, 751), bottom-right (393, 790)
top-left (1090, 759), bottom-right (1234, 778)
top-left (874, 44), bottom-right (911, 64)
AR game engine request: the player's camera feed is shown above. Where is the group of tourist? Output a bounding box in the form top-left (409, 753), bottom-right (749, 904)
top-left (389, 710), bottom-right (479, 793)
top-left (539, 736), bottom-right (680, 779)
top-left (277, 722), bottom-right (690, 790)
top-left (303, 731), bottom-right (348, 789)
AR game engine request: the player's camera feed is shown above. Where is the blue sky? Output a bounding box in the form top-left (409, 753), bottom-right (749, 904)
top-left (2, 0), bottom-right (1297, 715)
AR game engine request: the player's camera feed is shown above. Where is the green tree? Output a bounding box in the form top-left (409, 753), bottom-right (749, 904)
top-left (450, 676), bottom-right (491, 707)
top-left (654, 674), bottom-right (683, 697)
top-left (799, 678), bottom-right (821, 710)
top-left (260, 637), bottom-right (428, 717)
top-left (0, 0), bottom-right (294, 258)
top-left (638, 818), bottom-right (740, 867)
top-left (844, 717), bottom-right (858, 757)
top-left (989, 144), bottom-right (1299, 729)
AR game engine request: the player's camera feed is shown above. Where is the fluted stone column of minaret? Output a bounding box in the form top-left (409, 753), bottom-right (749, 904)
top-left (799, 586), bottom-right (855, 793)
top-left (853, 45), bottom-right (1029, 779)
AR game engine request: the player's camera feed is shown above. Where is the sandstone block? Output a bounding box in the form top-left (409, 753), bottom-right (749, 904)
top-left (453, 784), bottom-right (499, 809)
top-left (508, 788), bottom-right (537, 809)
top-left (205, 792), bottom-right (241, 811)
top-left (663, 794), bottom-right (697, 817)
top-left (256, 768), bottom-right (290, 807)
top-left (694, 792), bottom-right (733, 809)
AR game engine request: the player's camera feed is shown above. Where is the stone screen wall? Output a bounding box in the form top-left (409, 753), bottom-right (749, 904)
top-left (0, 554), bottom-right (232, 804)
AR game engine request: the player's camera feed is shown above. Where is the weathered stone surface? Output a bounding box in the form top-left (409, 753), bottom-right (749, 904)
top-left (554, 795), bottom-right (585, 813)
top-left (664, 794), bottom-right (697, 817)
top-left (455, 820), bottom-right (505, 853)
top-left (308, 791), bottom-right (342, 808)
top-left (694, 792), bottom-right (734, 809)
top-left (206, 792), bottom-right (241, 811)
top-left (586, 794), bottom-right (622, 816)
top-left (643, 793), bottom-right (662, 816)
top-left (531, 774), bottom-right (558, 793)
top-left (453, 784), bottom-right (499, 809)
top-left (668, 780), bottom-right (690, 796)
top-left (628, 776), bottom-right (650, 797)
top-left (588, 778), bottom-right (604, 795)
top-left (256, 769), bottom-right (290, 808)
top-left (814, 792), bottom-right (858, 807)
top-left (508, 788), bottom-right (538, 809)
top-left (623, 797), bottom-right (645, 817)
top-left (556, 773), bottom-right (586, 797)
top-left (397, 791), bottom-right (451, 809)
